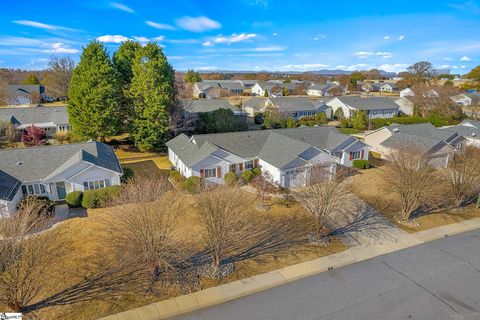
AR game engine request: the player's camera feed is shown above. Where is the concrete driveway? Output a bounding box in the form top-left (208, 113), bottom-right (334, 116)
top-left (176, 229), bottom-right (480, 320)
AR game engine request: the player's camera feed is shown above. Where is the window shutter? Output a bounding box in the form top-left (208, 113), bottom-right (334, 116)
top-left (349, 152), bottom-right (353, 161)
top-left (361, 150), bottom-right (365, 160)
top-left (200, 169), bottom-right (205, 178)
top-left (217, 166), bottom-right (221, 178)
top-left (253, 159), bottom-right (259, 168)
top-left (239, 163), bottom-right (243, 170)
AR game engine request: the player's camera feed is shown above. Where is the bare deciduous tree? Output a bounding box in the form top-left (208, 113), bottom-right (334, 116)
top-left (196, 186), bottom-right (247, 277)
top-left (43, 56), bottom-right (75, 101)
top-left (251, 171), bottom-right (276, 211)
top-left (0, 197), bottom-right (66, 312)
top-left (443, 146), bottom-right (480, 207)
top-left (105, 176), bottom-right (184, 293)
top-left (292, 165), bottom-right (350, 244)
top-left (380, 145), bottom-right (441, 222)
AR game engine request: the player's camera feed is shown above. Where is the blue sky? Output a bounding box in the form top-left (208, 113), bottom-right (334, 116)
top-left (1, 0), bottom-right (479, 73)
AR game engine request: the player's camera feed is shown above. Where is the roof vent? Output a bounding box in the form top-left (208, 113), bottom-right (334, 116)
top-left (393, 128), bottom-right (400, 133)
top-left (472, 132), bottom-right (476, 137)
top-left (16, 162), bottom-right (23, 165)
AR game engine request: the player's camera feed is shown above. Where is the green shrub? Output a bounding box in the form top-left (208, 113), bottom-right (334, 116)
top-left (252, 167), bottom-right (261, 176)
top-left (169, 169), bottom-right (184, 183)
top-left (81, 186), bottom-right (120, 209)
top-left (224, 172), bottom-right (238, 186)
top-left (182, 176), bottom-right (201, 193)
top-left (121, 167), bottom-right (134, 183)
top-left (352, 159), bottom-right (370, 169)
top-left (66, 191), bottom-right (83, 208)
top-left (340, 118), bottom-right (350, 128)
top-left (242, 169), bottom-right (255, 183)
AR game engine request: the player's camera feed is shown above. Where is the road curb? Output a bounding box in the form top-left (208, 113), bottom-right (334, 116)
top-left (99, 217), bottom-right (480, 320)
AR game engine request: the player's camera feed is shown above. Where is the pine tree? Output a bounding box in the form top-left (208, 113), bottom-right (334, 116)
top-left (68, 41), bottom-right (122, 140)
top-left (23, 74), bottom-right (40, 85)
top-left (184, 69), bottom-right (202, 83)
top-left (129, 42), bottom-right (175, 151)
top-left (113, 41), bottom-right (142, 128)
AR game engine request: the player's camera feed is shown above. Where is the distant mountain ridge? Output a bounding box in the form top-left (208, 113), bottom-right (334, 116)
top-left (193, 69), bottom-right (399, 77)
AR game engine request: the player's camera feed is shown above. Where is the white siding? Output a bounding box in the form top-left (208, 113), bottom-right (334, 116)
top-left (0, 188), bottom-right (23, 218)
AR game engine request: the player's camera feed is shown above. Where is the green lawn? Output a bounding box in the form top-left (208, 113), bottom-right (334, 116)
top-left (122, 160), bottom-right (168, 177)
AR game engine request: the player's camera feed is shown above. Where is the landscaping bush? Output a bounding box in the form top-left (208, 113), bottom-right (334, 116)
top-left (81, 186), bottom-right (120, 209)
top-left (169, 169), bottom-right (184, 183)
top-left (340, 118), bottom-right (350, 128)
top-left (252, 167), bottom-right (261, 176)
top-left (182, 176), bottom-right (201, 193)
top-left (352, 159), bottom-right (370, 169)
top-left (66, 191), bottom-right (83, 208)
top-left (224, 172), bottom-right (238, 186)
top-left (121, 167), bottom-right (134, 183)
top-left (242, 169), bottom-right (255, 183)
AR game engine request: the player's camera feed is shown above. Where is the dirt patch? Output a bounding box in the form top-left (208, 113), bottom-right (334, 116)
top-left (122, 160), bottom-right (169, 177)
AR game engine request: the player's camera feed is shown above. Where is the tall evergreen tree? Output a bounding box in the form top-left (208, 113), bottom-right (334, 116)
top-left (184, 69), bottom-right (201, 83)
top-left (68, 41), bottom-right (122, 140)
top-left (129, 42), bottom-right (175, 151)
top-left (113, 41), bottom-right (142, 127)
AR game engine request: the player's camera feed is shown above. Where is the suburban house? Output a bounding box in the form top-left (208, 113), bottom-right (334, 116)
top-left (326, 96), bottom-right (400, 119)
top-left (363, 123), bottom-right (465, 167)
top-left (394, 97), bottom-right (415, 116)
top-left (5, 85), bottom-right (52, 106)
top-left (400, 88), bottom-right (415, 98)
top-left (450, 92), bottom-right (480, 106)
top-left (251, 81), bottom-right (283, 97)
top-left (243, 97), bottom-right (267, 117)
top-left (306, 82), bottom-right (347, 97)
top-left (0, 142), bottom-right (123, 217)
top-left (166, 126), bottom-right (370, 188)
top-left (0, 105), bottom-right (71, 139)
top-left (372, 82), bottom-right (397, 93)
top-left (440, 119), bottom-right (480, 147)
top-left (266, 97), bottom-right (332, 120)
top-left (193, 80), bottom-right (257, 98)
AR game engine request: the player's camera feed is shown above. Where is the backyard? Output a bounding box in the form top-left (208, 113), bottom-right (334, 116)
top-left (2, 190), bottom-right (345, 320)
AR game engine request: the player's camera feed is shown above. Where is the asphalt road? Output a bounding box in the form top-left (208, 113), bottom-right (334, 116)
top-left (176, 230), bottom-right (480, 320)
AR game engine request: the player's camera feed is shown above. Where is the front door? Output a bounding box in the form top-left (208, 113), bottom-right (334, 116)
top-left (56, 182), bottom-right (67, 200)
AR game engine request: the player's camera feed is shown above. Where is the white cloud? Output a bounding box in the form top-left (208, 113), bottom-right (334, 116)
top-left (398, 35), bottom-right (406, 41)
top-left (197, 66), bottom-right (218, 71)
top-left (43, 42), bottom-right (79, 54)
top-left (176, 16), bottom-right (221, 32)
top-left (212, 33), bottom-right (257, 44)
top-left (354, 51), bottom-right (374, 59)
top-left (97, 35), bottom-right (130, 43)
top-left (313, 33), bottom-right (327, 40)
top-left (377, 64), bottom-right (409, 72)
top-left (383, 35), bottom-right (390, 40)
top-left (337, 64), bottom-right (369, 71)
top-left (13, 20), bottom-right (74, 31)
top-left (146, 20), bottom-right (176, 30)
top-left (202, 41), bottom-right (214, 47)
top-left (251, 46), bottom-right (286, 52)
top-left (443, 57), bottom-right (453, 61)
top-left (164, 38), bottom-right (198, 44)
top-left (460, 55), bottom-right (471, 61)
top-left (376, 51), bottom-right (392, 59)
top-left (281, 63), bottom-right (329, 71)
top-left (133, 36), bottom-right (150, 43)
top-left (109, 2), bottom-right (134, 13)
top-left (273, 32), bottom-right (278, 36)
top-left (153, 36), bottom-right (165, 41)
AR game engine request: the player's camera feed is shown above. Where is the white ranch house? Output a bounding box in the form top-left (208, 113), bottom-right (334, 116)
top-left (0, 142), bottom-right (123, 217)
top-left (327, 96), bottom-right (400, 119)
top-left (166, 126), bottom-right (370, 189)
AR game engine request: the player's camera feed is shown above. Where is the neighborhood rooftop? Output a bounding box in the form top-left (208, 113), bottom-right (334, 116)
top-left (0, 105), bottom-right (68, 128)
top-left (335, 96), bottom-right (400, 110)
top-left (167, 126), bottom-right (357, 168)
top-left (268, 97), bottom-right (328, 112)
top-left (382, 123), bottom-right (461, 149)
top-left (181, 99), bottom-right (237, 113)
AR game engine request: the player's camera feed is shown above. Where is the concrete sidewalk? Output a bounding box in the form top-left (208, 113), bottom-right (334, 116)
top-left (99, 217), bottom-right (480, 320)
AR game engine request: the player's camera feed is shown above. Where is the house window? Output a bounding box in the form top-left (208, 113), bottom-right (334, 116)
top-left (22, 185), bottom-right (27, 196)
top-left (83, 179), bottom-right (110, 190)
top-left (245, 160), bottom-right (254, 169)
top-left (350, 151), bottom-right (361, 160)
top-left (25, 183), bottom-right (46, 195)
top-left (204, 168), bottom-right (217, 179)
top-left (229, 164), bottom-right (236, 172)
top-left (28, 185), bottom-right (34, 194)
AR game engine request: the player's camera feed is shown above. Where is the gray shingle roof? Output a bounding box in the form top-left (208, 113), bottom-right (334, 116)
top-left (381, 123), bottom-right (461, 150)
top-left (0, 105), bottom-right (69, 127)
top-left (167, 126), bottom-right (357, 168)
top-left (7, 85), bottom-right (45, 95)
top-left (440, 120), bottom-right (480, 140)
top-left (243, 97), bottom-right (266, 110)
top-left (268, 97), bottom-right (326, 112)
top-left (181, 99), bottom-right (237, 113)
top-left (335, 96), bottom-right (400, 111)
top-left (0, 141), bottom-right (122, 183)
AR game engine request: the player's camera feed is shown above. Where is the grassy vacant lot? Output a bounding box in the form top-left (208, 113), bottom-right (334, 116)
top-left (122, 159), bottom-right (170, 177)
top-left (348, 167), bottom-right (480, 233)
top-left (9, 191), bottom-right (344, 320)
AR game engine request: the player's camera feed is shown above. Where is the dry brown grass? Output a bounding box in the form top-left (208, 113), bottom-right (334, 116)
top-left (2, 191), bottom-right (344, 320)
top-left (348, 167), bottom-right (480, 233)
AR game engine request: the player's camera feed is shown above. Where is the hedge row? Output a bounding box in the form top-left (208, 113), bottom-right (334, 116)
top-left (65, 186), bottom-right (120, 209)
top-left (352, 159), bottom-right (370, 169)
